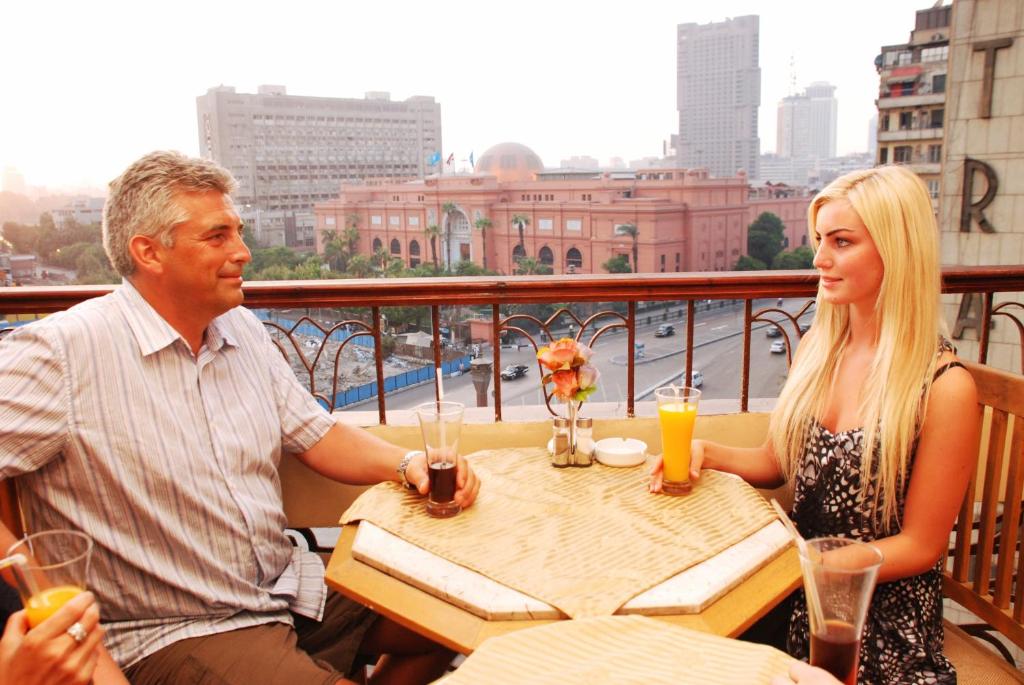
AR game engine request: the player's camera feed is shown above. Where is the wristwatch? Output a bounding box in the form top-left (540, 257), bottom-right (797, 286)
top-left (397, 450), bottom-right (424, 490)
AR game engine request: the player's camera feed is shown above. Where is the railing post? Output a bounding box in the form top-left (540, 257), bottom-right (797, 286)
top-left (741, 299), bottom-right (752, 413)
top-left (372, 307), bottom-right (386, 424)
top-left (978, 292), bottom-right (993, 364)
top-left (431, 305), bottom-right (443, 404)
top-left (627, 301), bottom-right (636, 418)
top-left (492, 304), bottom-right (502, 422)
top-left (685, 300), bottom-right (695, 388)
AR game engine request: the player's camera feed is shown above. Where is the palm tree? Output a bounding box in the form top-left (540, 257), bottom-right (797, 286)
top-left (424, 224), bottom-right (441, 272)
top-left (473, 217), bottom-right (493, 270)
top-left (441, 202), bottom-right (457, 269)
top-left (342, 225), bottom-right (360, 257)
top-left (321, 229), bottom-right (345, 271)
top-left (346, 254), bottom-right (374, 278)
top-left (619, 223), bottom-right (639, 273)
top-left (514, 256), bottom-right (552, 276)
top-left (373, 245), bottom-right (390, 272)
top-left (510, 214), bottom-right (530, 259)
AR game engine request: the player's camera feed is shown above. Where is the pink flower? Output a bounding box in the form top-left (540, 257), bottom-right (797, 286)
top-left (577, 364), bottom-right (599, 391)
top-left (537, 338), bottom-right (578, 371)
top-left (550, 369), bottom-right (580, 400)
top-left (575, 343), bottom-right (594, 364)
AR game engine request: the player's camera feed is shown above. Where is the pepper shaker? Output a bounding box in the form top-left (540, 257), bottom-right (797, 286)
top-left (551, 417), bottom-right (571, 467)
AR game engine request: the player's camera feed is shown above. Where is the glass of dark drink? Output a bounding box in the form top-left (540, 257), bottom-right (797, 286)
top-left (415, 401), bottom-right (464, 518)
top-left (799, 537), bottom-right (883, 685)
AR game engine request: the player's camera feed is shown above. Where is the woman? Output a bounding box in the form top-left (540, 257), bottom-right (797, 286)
top-left (652, 165), bottom-right (978, 684)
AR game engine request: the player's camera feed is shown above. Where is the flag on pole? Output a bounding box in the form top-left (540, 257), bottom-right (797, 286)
top-left (445, 153), bottom-right (455, 167)
top-left (427, 151), bottom-right (441, 166)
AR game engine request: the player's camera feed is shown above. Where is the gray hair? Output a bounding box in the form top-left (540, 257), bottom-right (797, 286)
top-left (102, 151), bottom-right (237, 276)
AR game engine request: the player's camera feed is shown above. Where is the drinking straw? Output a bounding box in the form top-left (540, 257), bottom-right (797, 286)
top-left (770, 498), bottom-right (827, 631)
top-left (0, 553), bottom-right (40, 600)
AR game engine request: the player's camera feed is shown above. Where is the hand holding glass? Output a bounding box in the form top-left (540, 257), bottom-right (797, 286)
top-left (655, 385), bottom-right (701, 495)
top-left (2, 530), bottom-right (93, 628)
top-left (415, 400), bottom-right (464, 518)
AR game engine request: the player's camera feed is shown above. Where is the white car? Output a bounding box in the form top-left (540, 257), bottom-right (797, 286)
top-left (690, 370), bottom-right (704, 388)
top-left (770, 340), bottom-right (786, 354)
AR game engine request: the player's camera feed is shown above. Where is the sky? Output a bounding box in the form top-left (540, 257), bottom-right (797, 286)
top-left (1, 0), bottom-right (941, 193)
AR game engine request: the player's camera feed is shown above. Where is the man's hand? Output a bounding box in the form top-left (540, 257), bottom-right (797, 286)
top-left (0, 590), bottom-right (104, 685)
top-left (770, 661), bottom-right (842, 685)
top-left (404, 452), bottom-right (481, 509)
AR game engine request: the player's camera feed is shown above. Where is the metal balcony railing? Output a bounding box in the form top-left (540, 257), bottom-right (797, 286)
top-left (1, 267), bottom-right (1022, 423)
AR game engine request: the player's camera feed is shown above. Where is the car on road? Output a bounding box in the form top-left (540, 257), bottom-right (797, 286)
top-left (655, 324), bottom-right (675, 337)
top-left (690, 370), bottom-right (704, 388)
top-left (799, 323), bottom-right (811, 334)
top-left (769, 340), bottom-right (786, 354)
top-left (500, 364), bottom-right (529, 380)
top-left (765, 325), bottom-right (782, 338)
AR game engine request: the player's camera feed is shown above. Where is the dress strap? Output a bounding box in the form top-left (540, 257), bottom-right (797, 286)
top-left (933, 361), bottom-right (966, 382)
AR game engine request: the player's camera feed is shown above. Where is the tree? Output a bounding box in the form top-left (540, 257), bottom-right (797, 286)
top-left (734, 255), bottom-right (767, 271)
top-left (514, 256), bottom-right (552, 275)
top-left (473, 217), bottom-right (492, 270)
top-left (510, 213), bottom-right (530, 258)
top-left (617, 223), bottom-right (639, 273)
top-left (346, 254), bottom-right (374, 278)
top-left (424, 224), bottom-right (441, 272)
top-left (747, 212), bottom-right (786, 267)
top-left (771, 245), bottom-right (815, 270)
top-left (603, 254), bottom-right (632, 273)
top-left (454, 260), bottom-right (491, 276)
top-left (441, 201), bottom-right (457, 269)
top-left (321, 229), bottom-right (344, 271)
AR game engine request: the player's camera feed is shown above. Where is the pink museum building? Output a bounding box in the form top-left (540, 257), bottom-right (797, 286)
top-left (314, 142), bottom-right (811, 275)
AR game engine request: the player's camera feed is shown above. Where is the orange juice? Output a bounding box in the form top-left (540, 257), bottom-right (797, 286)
top-left (25, 585), bottom-right (83, 628)
top-left (658, 402), bottom-right (698, 485)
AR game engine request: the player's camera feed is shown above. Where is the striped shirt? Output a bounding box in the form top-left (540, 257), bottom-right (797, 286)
top-left (0, 281), bottom-right (336, 668)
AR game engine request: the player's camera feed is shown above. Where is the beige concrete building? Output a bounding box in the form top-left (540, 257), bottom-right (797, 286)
top-left (940, 0), bottom-right (1024, 373)
top-left (876, 4), bottom-right (951, 208)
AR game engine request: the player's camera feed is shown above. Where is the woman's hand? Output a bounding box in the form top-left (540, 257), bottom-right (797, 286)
top-left (648, 439), bottom-right (706, 493)
top-left (770, 661), bottom-right (842, 685)
top-left (0, 590), bottom-right (104, 685)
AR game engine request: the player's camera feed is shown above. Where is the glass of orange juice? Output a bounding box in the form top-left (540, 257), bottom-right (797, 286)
top-left (655, 385), bottom-right (702, 495)
top-left (4, 530), bottom-right (93, 628)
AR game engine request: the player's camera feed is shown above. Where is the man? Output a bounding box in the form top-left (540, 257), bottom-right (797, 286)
top-left (0, 151), bottom-right (479, 684)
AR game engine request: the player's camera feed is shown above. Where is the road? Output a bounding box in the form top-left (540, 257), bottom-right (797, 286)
top-left (364, 299), bottom-right (815, 413)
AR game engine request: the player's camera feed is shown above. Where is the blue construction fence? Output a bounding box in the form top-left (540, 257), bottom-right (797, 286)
top-left (251, 309), bottom-right (470, 410)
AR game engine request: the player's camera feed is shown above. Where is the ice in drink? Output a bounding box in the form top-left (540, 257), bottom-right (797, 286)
top-left (25, 584), bottom-right (83, 628)
top-left (810, 619), bottom-right (860, 685)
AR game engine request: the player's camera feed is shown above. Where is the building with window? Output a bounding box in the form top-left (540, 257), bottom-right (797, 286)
top-left (875, 4), bottom-right (951, 206)
top-left (777, 82), bottom-right (838, 163)
top-left (314, 142), bottom-right (809, 276)
top-left (676, 16), bottom-right (761, 180)
top-left (196, 85), bottom-right (441, 249)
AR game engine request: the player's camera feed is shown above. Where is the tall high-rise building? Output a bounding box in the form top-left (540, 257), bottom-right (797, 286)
top-left (676, 15), bottom-right (761, 179)
top-left (776, 81), bottom-right (838, 161)
top-left (196, 85), bottom-right (441, 247)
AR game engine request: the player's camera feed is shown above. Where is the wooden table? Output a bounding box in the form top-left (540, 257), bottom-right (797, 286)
top-left (325, 524), bottom-right (801, 655)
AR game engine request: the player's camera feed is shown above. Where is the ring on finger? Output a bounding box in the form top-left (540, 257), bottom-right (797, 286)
top-left (66, 621), bottom-right (88, 644)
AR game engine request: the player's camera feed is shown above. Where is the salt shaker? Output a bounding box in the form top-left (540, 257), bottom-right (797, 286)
top-left (551, 417), bottom-right (571, 467)
top-left (573, 417), bottom-right (594, 466)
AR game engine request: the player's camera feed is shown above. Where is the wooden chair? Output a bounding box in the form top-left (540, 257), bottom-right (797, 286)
top-left (943, 361), bottom-right (1024, 682)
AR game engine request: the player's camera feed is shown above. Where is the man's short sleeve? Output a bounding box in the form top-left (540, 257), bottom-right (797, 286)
top-left (259, 325), bottom-right (336, 454)
top-left (0, 325), bottom-right (69, 476)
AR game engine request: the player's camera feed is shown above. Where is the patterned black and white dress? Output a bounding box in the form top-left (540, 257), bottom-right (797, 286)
top-left (786, 358), bottom-right (964, 685)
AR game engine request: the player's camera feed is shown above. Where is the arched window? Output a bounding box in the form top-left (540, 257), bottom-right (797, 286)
top-left (539, 246), bottom-right (554, 265)
top-left (372, 237), bottom-right (382, 252)
top-left (512, 244), bottom-right (526, 261)
top-left (409, 240), bottom-right (421, 256)
top-left (390, 238), bottom-right (401, 255)
top-left (566, 248), bottom-right (582, 269)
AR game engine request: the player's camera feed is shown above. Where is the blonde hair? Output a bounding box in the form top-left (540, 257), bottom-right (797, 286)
top-left (769, 166), bottom-right (945, 531)
top-left (103, 151), bottom-right (237, 276)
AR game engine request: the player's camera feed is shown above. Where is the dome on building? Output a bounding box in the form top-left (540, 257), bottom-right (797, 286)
top-left (475, 142), bottom-right (545, 182)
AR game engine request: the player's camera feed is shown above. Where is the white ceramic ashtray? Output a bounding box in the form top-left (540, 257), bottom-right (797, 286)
top-left (594, 437), bottom-right (648, 467)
